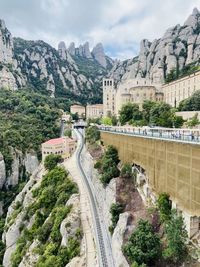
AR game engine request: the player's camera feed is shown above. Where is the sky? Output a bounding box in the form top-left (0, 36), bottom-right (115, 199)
top-left (0, 0), bottom-right (199, 60)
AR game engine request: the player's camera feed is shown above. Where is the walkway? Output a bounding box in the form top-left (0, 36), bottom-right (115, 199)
top-left (63, 145), bottom-right (98, 267)
top-left (99, 126), bottom-right (200, 145)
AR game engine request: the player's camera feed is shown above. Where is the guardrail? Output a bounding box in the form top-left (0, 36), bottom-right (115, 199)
top-left (99, 126), bottom-right (200, 144)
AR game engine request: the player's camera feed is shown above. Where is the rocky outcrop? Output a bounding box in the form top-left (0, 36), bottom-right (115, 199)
top-left (24, 151), bottom-right (39, 175)
top-left (0, 20), bottom-right (13, 63)
top-left (4, 148), bottom-right (39, 188)
top-left (6, 149), bottom-right (23, 187)
top-left (92, 43), bottom-right (107, 68)
top-left (0, 147), bottom-right (39, 214)
top-left (83, 42), bottom-right (92, 59)
top-left (68, 42), bottom-right (76, 56)
top-left (60, 194), bottom-right (81, 247)
top-left (0, 152), bottom-right (6, 189)
top-left (112, 212), bottom-right (132, 267)
top-left (109, 8), bottom-right (200, 84)
top-left (3, 165), bottom-right (43, 267)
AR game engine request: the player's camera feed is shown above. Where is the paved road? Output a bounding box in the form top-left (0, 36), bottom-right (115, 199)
top-left (75, 129), bottom-right (115, 267)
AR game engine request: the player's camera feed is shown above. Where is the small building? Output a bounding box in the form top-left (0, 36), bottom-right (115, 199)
top-left (86, 104), bottom-right (103, 119)
top-left (42, 137), bottom-right (76, 161)
top-left (70, 105), bottom-right (85, 118)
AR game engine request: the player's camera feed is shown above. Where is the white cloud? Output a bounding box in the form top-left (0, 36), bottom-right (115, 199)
top-left (0, 0), bottom-right (199, 59)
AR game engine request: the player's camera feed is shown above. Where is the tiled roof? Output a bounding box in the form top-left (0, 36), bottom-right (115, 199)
top-left (44, 138), bottom-right (64, 145)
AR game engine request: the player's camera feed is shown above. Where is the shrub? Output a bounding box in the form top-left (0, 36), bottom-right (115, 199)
top-left (85, 125), bottom-right (100, 144)
top-left (120, 163), bottom-right (133, 179)
top-left (163, 210), bottom-right (188, 264)
top-left (109, 203), bottom-right (124, 234)
top-left (44, 154), bottom-right (63, 171)
top-left (157, 193), bottom-right (171, 222)
top-left (123, 220), bottom-right (161, 266)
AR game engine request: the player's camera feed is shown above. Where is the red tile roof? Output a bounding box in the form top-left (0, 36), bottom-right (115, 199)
top-left (43, 137), bottom-right (75, 145)
top-left (44, 138), bottom-right (64, 145)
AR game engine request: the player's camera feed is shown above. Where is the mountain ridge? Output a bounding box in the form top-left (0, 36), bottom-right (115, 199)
top-left (109, 7), bottom-right (200, 85)
top-left (0, 20), bottom-right (114, 104)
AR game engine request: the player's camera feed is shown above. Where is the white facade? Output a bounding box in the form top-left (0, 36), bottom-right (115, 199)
top-left (103, 77), bottom-right (163, 116)
top-left (162, 70), bottom-right (200, 107)
top-left (86, 104), bottom-right (103, 119)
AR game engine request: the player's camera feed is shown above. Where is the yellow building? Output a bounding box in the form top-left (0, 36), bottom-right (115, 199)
top-left (70, 104), bottom-right (85, 118)
top-left (162, 70), bottom-right (200, 107)
top-left (86, 104), bottom-right (103, 119)
top-left (42, 137), bottom-right (76, 161)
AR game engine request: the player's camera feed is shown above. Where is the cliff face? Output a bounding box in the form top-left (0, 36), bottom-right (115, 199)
top-left (109, 8), bottom-right (200, 84)
top-left (0, 20), bottom-right (13, 64)
top-left (0, 149), bottom-right (39, 190)
top-left (0, 19), bottom-right (113, 103)
top-left (2, 165), bottom-right (83, 267)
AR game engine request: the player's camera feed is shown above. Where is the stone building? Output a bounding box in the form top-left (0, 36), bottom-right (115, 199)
top-left (162, 70), bottom-right (200, 107)
top-left (86, 104), bottom-right (103, 119)
top-left (103, 78), bottom-right (163, 116)
top-left (42, 137), bottom-right (76, 161)
top-left (103, 78), bottom-right (116, 116)
top-left (70, 104), bottom-right (85, 118)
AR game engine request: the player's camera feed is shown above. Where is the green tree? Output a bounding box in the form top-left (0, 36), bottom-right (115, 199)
top-left (85, 125), bottom-right (100, 144)
top-left (142, 101), bottom-right (157, 125)
top-left (111, 115), bottom-right (118, 126)
top-left (187, 113), bottom-right (199, 127)
top-left (123, 220), bottom-right (161, 266)
top-left (163, 210), bottom-right (188, 264)
top-left (150, 102), bottom-right (174, 127)
top-left (174, 115), bottom-right (185, 128)
top-left (71, 112), bottom-right (79, 121)
top-left (178, 90), bottom-right (200, 111)
top-left (100, 164), bottom-right (120, 186)
top-left (109, 203), bottom-right (124, 234)
top-left (98, 145), bottom-right (120, 186)
top-left (44, 154), bottom-right (62, 171)
top-left (101, 116), bottom-right (112, 125)
top-left (157, 193), bottom-right (171, 222)
top-left (119, 103), bottom-right (142, 125)
top-left (120, 163), bottom-right (133, 179)
top-left (104, 145), bottom-right (119, 165)
top-left (64, 129), bottom-right (72, 138)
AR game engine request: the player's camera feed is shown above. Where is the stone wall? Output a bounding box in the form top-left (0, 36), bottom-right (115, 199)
top-left (101, 131), bottom-right (200, 217)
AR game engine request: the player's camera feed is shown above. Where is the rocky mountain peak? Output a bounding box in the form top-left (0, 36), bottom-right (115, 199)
top-left (192, 7), bottom-right (200, 16)
top-left (184, 7), bottom-right (200, 28)
top-left (58, 41), bottom-right (66, 50)
top-left (109, 7), bottom-right (200, 85)
top-left (92, 42), bottom-right (107, 68)
top-left (0, 19), bottom-right (13, 63)
top-left (68, 42), bottom-right (75, 55)
top-left (83, 41), bottom-right (92, 59)
top-left (58, 41), bottom-right (67, 59)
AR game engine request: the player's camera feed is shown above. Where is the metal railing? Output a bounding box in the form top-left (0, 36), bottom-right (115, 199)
top-left (99, 126), bottom-right (200, 144)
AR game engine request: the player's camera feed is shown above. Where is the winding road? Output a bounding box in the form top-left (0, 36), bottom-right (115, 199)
top-left (75, 129), bottom-right (115, 267)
